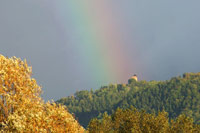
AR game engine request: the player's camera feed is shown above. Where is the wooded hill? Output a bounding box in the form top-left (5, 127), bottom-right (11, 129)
top-left (57, 72), bottom-right (200, 128)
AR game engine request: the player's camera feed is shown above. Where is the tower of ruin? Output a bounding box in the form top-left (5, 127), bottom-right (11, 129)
top-left (131, 74), bottom-right (138, 81)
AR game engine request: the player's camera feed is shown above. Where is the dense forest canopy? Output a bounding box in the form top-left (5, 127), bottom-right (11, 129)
top-left (88, 107), bottom-right (200, 132)
top-left (57, 72), bottom-right (200, 128)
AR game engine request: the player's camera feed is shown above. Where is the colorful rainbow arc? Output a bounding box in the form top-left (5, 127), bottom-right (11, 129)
top-left (51, 1), bottom-right (133, 84)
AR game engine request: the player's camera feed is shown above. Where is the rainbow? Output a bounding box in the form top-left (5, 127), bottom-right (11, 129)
top-left (51, 1), bottom-right (133, 84)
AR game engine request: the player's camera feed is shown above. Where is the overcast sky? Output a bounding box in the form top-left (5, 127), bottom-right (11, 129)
top-left (0, 0), bottom-right (200, 101)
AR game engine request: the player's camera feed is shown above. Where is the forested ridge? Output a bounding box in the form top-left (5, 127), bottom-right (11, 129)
top-left (57, 73), bottom-right (200, 128)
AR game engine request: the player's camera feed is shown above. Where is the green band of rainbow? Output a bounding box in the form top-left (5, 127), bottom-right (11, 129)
top-left (52, 1), bottom-right (133, 84)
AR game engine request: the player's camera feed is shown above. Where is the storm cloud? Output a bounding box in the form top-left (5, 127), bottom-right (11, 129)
top-left (0, 0), bottom-right (200, 100)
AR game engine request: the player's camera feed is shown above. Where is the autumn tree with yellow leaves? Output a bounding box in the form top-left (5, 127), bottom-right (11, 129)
top-left (0, 55), bottom-right (84, 132)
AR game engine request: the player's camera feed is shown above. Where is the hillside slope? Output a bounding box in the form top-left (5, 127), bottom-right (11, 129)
top-left (57, 73), bottom-right (200, 127)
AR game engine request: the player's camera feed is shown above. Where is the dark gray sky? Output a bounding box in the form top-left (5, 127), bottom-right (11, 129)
top-left (0, 0), bottom-right (200, 101)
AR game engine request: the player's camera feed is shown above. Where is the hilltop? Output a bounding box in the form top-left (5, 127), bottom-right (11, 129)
top-left (57, 72), bottom-right (200, 127)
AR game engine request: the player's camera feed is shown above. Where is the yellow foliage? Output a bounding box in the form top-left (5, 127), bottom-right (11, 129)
top-left (0, 55), bottom-right (84, 132)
